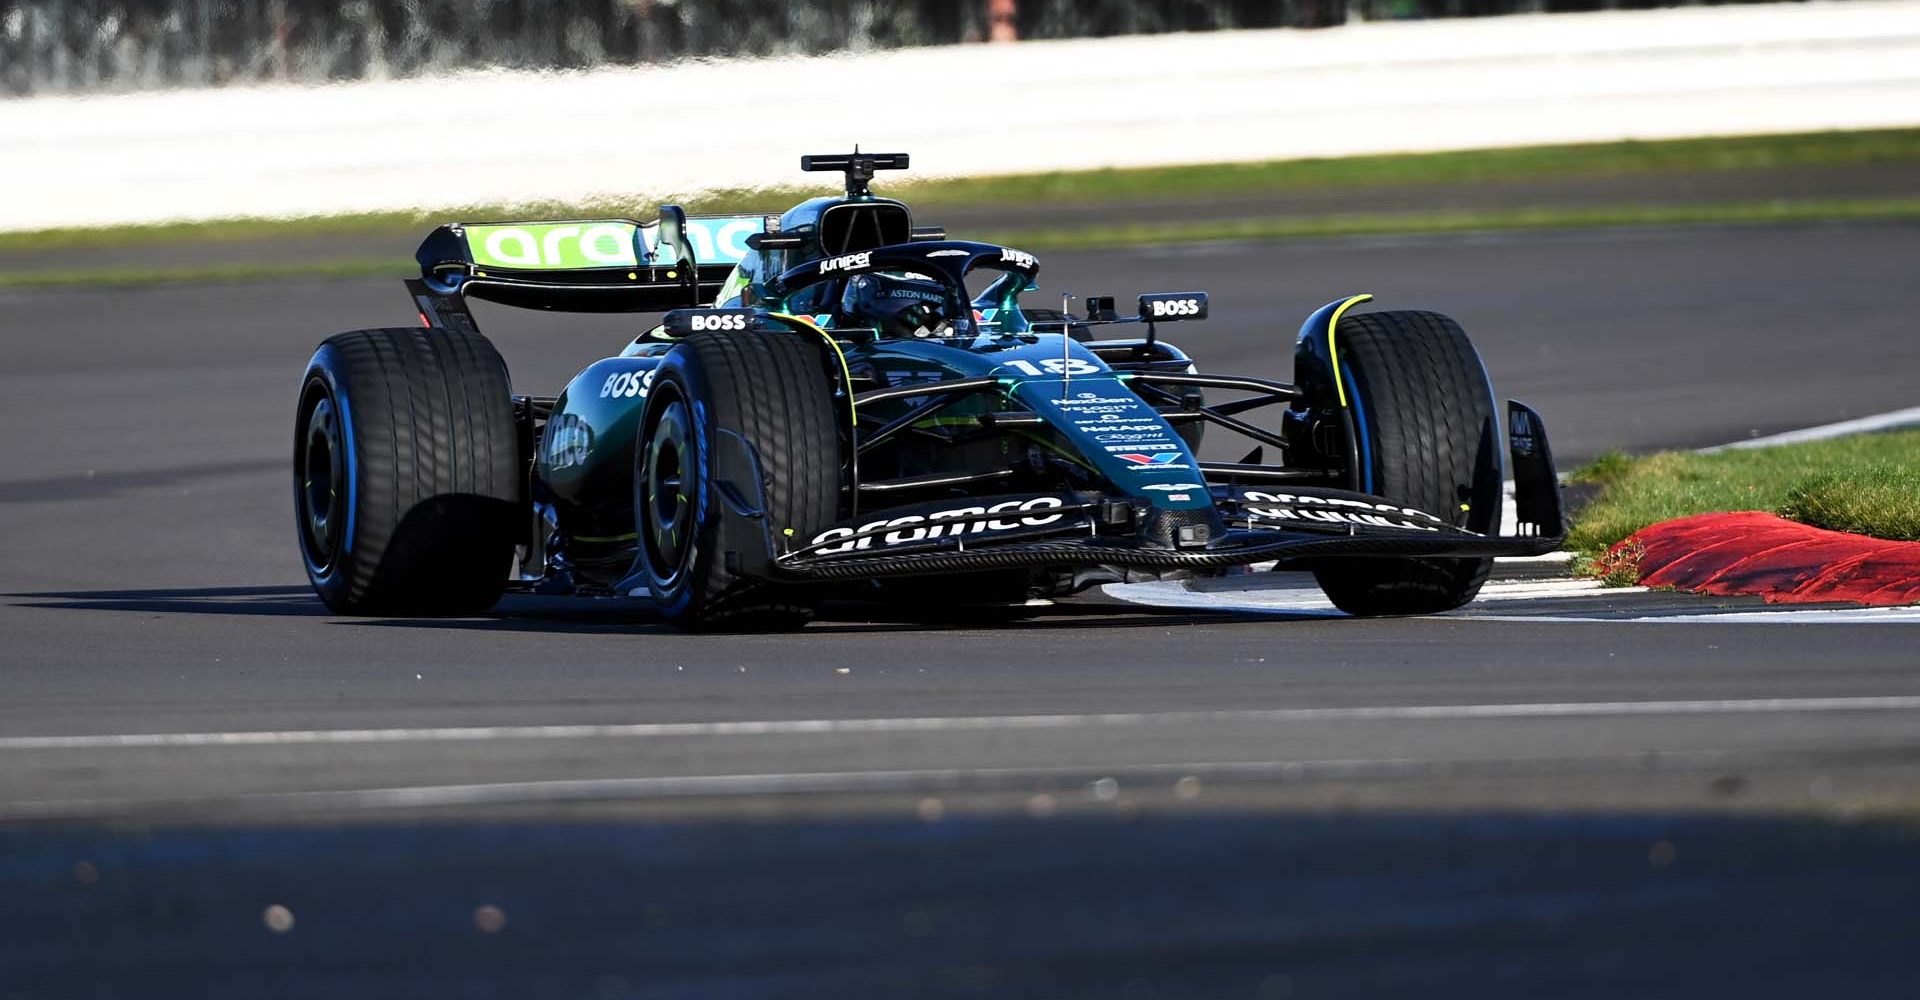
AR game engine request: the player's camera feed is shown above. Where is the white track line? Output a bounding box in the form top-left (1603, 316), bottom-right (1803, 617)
top-left (1104, 576), bottom-right (1644, 614)
top-left (1698, 405), bottom-right (1920, 453)
top-left (1471, 606), bottom-right (1920, 625)
top-left (0, 749), bottom-right (1796, 819)
top-left (7, 696), bottom-right (1920, 752)
top-left (1501, 550), bottom-right (1576, 565)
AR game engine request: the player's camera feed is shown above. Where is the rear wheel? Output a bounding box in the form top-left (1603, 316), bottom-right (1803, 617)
top-left (293, 327), bottom-right (521, 615)
top-left (1310, 310), bottom-right (1503, 616)
top-left (636, 330), bottom-right (844, 631)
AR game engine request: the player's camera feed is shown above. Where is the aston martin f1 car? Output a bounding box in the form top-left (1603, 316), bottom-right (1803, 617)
top-left (294, 152), bottom-right (1563, 630)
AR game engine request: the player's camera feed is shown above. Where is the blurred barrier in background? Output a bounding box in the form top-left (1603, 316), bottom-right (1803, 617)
top-left (2, 0), bottom-right (1917, 230)
top-left (0, 0), bottom-right (1842, 96)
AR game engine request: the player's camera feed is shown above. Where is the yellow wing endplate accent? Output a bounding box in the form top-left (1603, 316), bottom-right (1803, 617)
top-left (768, 312), bottom-right (858, 430)
top-left (1326, 293), bottom-right (1375, 409)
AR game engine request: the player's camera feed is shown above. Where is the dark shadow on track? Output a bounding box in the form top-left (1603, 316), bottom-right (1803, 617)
top-left (8, 585), bottom-right (333, 617)
top-left (4, 809), bottom-right (1916, 998)
top-left (11, 586), bottom-right (1300, 633)
top-left (8, 587), bottom-right (670, 631)
top-left (345, 601), bottom-right (1294, 636)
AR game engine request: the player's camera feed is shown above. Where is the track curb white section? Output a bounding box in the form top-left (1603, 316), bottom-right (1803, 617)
top-left (1699, 405), bottom-right (1920, 452)
top-left (5, 696), bottom-right (1920, 752)
top-left (1158, 403), bottom-right (1920, 622)
top-left (4, 1), bottom-right (1918, 231)
top-left (1470, 607), bottom-right (1920, 624)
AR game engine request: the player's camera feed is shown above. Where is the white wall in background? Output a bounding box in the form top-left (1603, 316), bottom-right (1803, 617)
top-left (3, 0), bottom-right (1918, 231)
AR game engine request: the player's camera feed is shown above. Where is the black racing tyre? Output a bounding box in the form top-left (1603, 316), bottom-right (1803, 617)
top-left (1311, 310), bottom-right (1503, 616)
top-left (636, 330), bottom-right (844, 631)
top-left (293, 327), bottom-right (521, 615)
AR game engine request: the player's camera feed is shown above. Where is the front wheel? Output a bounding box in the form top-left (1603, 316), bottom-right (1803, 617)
top-left (636, 329), bottom-right (844, 631)
top-left (1308, 310), bottom-right (1503, 616)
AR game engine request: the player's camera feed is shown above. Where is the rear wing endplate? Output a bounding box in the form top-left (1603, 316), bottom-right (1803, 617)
top-left (412, 208), bottom-right (768, 314)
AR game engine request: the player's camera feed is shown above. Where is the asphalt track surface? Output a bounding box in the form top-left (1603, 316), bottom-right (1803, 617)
top-left (5, 222), bottom-right (1920, 995)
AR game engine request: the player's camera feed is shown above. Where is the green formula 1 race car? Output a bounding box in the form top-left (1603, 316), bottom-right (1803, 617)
top-left (293, 152), bottom-right (1563, 630)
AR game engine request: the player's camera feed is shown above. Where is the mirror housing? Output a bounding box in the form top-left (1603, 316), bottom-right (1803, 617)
top-left (662, 308), bottom-right (770, 337)
top-left (1138, 291), bottom-right (1209, 322)
top-left (746, 232), bottom-right (807, 251)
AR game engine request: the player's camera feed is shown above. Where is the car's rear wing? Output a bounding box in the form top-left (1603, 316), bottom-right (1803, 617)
top-left (411, 207), bottom-right (768, 315)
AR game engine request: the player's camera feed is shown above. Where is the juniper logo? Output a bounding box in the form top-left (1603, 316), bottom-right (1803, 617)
top-left (467, 223), bottom-right (640, 269)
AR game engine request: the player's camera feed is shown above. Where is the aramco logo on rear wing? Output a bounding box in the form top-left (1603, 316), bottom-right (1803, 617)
top-left (465, 218), bottom-right (764, 269)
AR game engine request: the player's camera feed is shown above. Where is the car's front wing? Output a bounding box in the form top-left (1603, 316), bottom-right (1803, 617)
top-left (770, 524), bottom-right (1561, 581)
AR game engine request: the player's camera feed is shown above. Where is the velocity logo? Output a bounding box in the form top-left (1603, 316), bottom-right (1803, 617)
top-left (1117, 453), bottom-right (1181, 466)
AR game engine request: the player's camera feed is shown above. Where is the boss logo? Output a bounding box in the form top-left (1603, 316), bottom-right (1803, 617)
top-left (689, 313), bottom-right (749, 332)
top-left (1145, 297), bottom-right (1203, 318)
top-left (819, 251), bottom-right (873, 274)
top-left (1139, 292), bottom-right (1208, 321)
top-left (599, 367), bottom-right (657, 399)
top-left (664, 308), bottom-right (757, 336)
top-left (1151, 299), bottom-right (1198, 317)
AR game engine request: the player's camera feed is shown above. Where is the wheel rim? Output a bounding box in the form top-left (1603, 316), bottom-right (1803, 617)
top-left (298, 387), bottom-right (346, 573)
top-left (642, 388), bottom-right (695, 589)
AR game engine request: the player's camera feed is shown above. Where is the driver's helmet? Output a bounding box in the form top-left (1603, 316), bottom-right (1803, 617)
top-left (839, 273), bottom-right (954, 338)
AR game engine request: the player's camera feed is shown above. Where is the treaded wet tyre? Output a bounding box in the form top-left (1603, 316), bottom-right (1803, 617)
top-left (636, 329), bottom-right (843, 631)
top-left (294, 327), bottom-right (521, 615)
top-left (1312, 310), bottom-right (1503, 616)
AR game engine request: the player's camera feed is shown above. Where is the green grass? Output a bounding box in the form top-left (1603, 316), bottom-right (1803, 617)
top-left (907, 127), bottom-right (1920, 205)
top-left (983, 198), bottom-right (1920, 251)
top-left (1567, 430), bottom-right (1920, 559)
top-left (8, 197), bottom-right (1919, 289)
top-left (1780, 468), bottom-right (1920, 542)
top-left (0, 258), bottom-right (403, 289)
top-left (4, 128), bottom-right (1918, 255)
